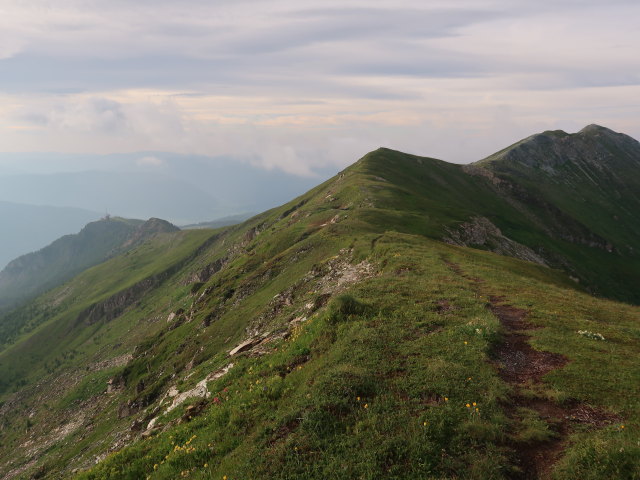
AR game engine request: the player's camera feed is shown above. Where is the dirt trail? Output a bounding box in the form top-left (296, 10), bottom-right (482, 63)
top-left (489, 296), bottom-right (569, 479)
top-left (442, 258), bottom-right (617, 479)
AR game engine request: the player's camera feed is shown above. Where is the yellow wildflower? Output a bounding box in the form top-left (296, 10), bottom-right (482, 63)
top-left (466, 403), bottom-right (471, 408)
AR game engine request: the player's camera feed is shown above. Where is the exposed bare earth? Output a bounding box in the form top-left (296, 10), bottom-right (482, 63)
top-left (488, 296), bottom-right (618, 479)
top-left (442, 259), bottom-right (618, 479)
top-left (489, 297), bottom-right (568, 479)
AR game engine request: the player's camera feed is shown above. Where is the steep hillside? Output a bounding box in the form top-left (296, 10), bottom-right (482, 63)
top-left (0, 129), bottom-right (638, 479)
top-left (0, 201), bottom-right (99, 270)
top-left (476, 124), bottom-right (640, 300)
top-left (478, 124), bottom-right (640, 246)
top-left (0, 217), bottom-right (178, 314)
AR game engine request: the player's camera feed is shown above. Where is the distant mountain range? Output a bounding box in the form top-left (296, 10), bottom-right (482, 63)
top-left (0, 171), bottom-right (221, 226)
top-left (0, 152), bottom-right (336, 224)
top-left (0, 151), bottom-right (333, 274)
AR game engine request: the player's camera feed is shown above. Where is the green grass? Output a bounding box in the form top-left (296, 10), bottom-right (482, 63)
top-left (71, 232), bottom-right (640, 480)
top-left (0, 228), bottom-right (216, 397)
top-left (0, 146), bottom-right (639, 479)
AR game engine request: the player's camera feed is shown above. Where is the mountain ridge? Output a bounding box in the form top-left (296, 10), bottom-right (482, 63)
top-left (351, 135), bottom-right (640, 303)
top-left (0, 125), bottom-right (638, 479)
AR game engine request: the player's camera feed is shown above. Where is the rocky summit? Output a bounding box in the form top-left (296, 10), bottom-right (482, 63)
top-left (0, 126), bottom-right (638, 480)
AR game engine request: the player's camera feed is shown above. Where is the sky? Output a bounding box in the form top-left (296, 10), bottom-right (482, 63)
top-left (1, 0), bottom-right (639, 177)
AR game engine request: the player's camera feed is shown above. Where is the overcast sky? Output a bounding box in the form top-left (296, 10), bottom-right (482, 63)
top-left (1, 0), bottom-right (639, 176)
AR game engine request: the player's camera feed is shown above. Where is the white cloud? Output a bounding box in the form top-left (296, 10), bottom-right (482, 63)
top-left (136, 156), bottom-right (166, 168)
top-left (0, 0), bottom-right (639, 175)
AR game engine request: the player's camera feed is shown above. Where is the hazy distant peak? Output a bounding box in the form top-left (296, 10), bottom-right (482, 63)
top-left (0, 215), bottom-right (180, 311)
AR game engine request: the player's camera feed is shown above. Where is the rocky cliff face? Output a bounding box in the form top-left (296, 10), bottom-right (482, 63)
top-left (443, 216), bottom-right (548, 266)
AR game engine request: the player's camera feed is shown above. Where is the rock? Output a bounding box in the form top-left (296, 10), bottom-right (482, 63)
top-left (167, 386), bottom-right (179, 397)
top-left (146, 416), bottom-right (158, 430)
top-left (444, 216), bottom-right (547, 266)
top-left (290, 316), bottom-right (307, 325)
top-left (118, 401), bottom-right (141, 419)
top-left (229, 338), bottom-right (262, 356)
top-left (106, 377), bottom-right (125, 393)
top-left (164, 363), bottom-right (233, 414)
top-left (141, 426), bottom-right (161, 438)
top-left (180, 399), bottom-right (208, 423)
top-left (130, 418), bottom-right (145, 432)
top-left (165, 382), bottom-right (209, 414)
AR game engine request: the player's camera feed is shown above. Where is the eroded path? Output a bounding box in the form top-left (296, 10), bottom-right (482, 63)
top-left (443, 259), bottom-right (617, 479)
top-left (489, 296), bottom-right (569, 479)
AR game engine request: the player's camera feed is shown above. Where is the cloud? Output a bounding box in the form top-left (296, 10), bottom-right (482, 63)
top-left (0, 0), bottom-right (639, 176)
top-left (18, 97), bottom-right (127, 133)
top-left (136, 156), bottom-right (166, 168)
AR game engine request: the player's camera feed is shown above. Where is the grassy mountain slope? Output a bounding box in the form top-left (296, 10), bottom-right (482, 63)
top-left (478, 125), bottom-right (640, 246)
top-left (351, 144), bottom-right (640, 303)
top-left (0, 227), bottom-right (213, 395)
top-left (0, 135), bottom-right (638, 479)
top-left (476, 124), bottom-right (640, 301)
top-left (180, 213), bottom-right (254, 230)
top-left (0, 217), bottom-right (178, 315)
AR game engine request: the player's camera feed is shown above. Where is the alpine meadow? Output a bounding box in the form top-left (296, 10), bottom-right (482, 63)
top-left (0, 125), bottom-right (639, 479)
